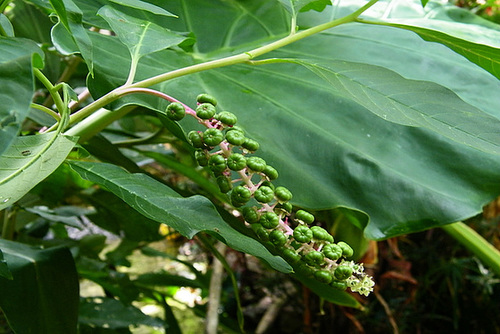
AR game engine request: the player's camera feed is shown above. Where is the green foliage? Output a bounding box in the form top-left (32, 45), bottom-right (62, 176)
top-left (1, 0), bottom-right (500, 332)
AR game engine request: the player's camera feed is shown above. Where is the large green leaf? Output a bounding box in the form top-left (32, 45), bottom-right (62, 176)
top-left (0, 37), bottom-right (43, 156)
top-left (84, 0), bottom-right (500, 240)
top-left (0, 133), bottom-right (77, 210)
top-left (68, 160), bottom-right (292, 273)
top-left (0, 239), bottom-right (79, 334)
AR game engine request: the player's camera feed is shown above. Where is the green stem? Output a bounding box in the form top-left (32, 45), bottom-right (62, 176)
top-left (31, 103), bottom-right (61, 121)
top-left (34, 69), bottom-right (66, 119)
top-left (441, 222), bottom-right (500, 277)
top-left (63, 0), bottom-right (380, 139)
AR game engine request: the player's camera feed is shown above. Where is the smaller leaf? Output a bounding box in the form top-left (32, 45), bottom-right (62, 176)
top-left (97, 5), bottom-right (186, 61)
top-left (108, 0), bottom-right (176, 17)
top-left (0, 14), bottom-right (14, 36)
top-left (0, 133), bottom-right (78, 210)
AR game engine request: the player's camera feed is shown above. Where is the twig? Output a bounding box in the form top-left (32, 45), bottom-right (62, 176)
top-left (205, 241), bottom-right (227, 334)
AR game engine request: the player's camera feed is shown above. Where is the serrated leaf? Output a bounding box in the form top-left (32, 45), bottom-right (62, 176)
top-left (68, 160), bottom-right (292, 273)
top-left (0, 239), bottom-right (79, 334)
top-left (98, 5), bottom-right (186, 61)
top-left (0, 133), bottom-right (77, 210)
top-left (0, 37), bottom-right (44, 156)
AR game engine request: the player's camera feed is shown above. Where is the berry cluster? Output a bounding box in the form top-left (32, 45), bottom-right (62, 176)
top-left (166, 94), bottom-right (374, 296)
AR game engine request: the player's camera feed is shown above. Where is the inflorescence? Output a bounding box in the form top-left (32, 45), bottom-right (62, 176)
top-left (166, 93), bottom-right (374, 296)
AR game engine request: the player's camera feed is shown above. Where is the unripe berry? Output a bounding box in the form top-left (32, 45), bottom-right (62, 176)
top-left (262, 165), bottom-right (279, 180)
top-left (227, 153), bottom-right (246, 171)
top-left (330, 280), bottom-right (348, 290)
top-left (269, 230), bottom-right (287, 247)
top-left (188, 131), bottom-right (204, 149)
top-left (295, 210), bottom-right (314, 224)
top-left (196, 93), bottom-right (217, 106)
top-left (231, 185), bottom-right (252, 206)
top-left (216, 175), bottom-right (232, 193)
top-left (194, 150), bottom-right (209, 166)
top-left (254, 186), bottom-right (275, 203)
top-left (242, 138), bottom-right (259, 151)
top-left (293, 225), bottom-right (313, 243)
top-left (323, 244), bottom-right (343, 261)
top-left (217, 111), bottom-right (237, 126)
top-left (303, 250), bottom-right (324, 267)
top-left (246, 156), bottom-right (266, 172)
top-left (311, 226), bottom-right (332, 242)
top-left (337, 241), bottom-right (354, 258)
top-left (274, 186), bottom-right (292, 202)
top-left (280, 248), bottom-right (301, 264)
top-left (203, 128), bottom-right (224, 147)
top-left (334, 265), bottom-right (353, 280)
top-left (225, 130), bottom-right (246, 146)
top-left (242, 206), bottom-right (260, 224)
top-left (166, 102), bottom-right (186, 121)
top-left (208, 154), bottom-right (227, 173)
top-left (259, 212), bottom-right (279, 229)
top-left (196, 103), bottom-right (216, 119)
top-left (314, 270), bottom-right (333, 284)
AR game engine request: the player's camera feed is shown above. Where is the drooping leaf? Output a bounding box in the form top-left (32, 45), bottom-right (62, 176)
top-left (97, 5), bottom-right (186, 61)
top-left (49, 0), bottom-right (94, 73)
top-left (0, 133), bottom-right (77, 210)
top-left (79, 297), bottom-right (165, 329)
top-left (68, 160), bottom-right (292, 273)
top-left (0, 37), bottom-right (44, 156)
top-left (0, 239), bottom-right (79, 334)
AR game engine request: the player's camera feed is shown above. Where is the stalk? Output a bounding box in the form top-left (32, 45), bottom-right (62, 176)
top-left (441, 222), bottom-right (500, 277)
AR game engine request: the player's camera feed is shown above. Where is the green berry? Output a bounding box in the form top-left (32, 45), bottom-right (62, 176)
top-left (259, 212), bottom-right (280, 229)
top-left (310, 226), bottom-right (331, 242)
top-left (274, 186), bottom-right (292, 202)
top-left (252, 224), bottom-right (269, 241)
top-left (196, 103), bottom-right (216, 119)
top-left (242, 138), bottom-right (259, 151)
top-left (334, 265), bottom-right (353, 280)
top-left (231, 185), bottom-right (252, 206)
top-left (337, 241), bottom-right (354, 258)
top-left (217, 111), bottom-right (237, 126)
top-left (225, 130), bottom-right (246, 146)
top-left (303, 251), bottom-right (324, 267)
top-left (275, 202), bottom-right (293, 214)
top-left (314, 270), bottom-right (333, 284)
top-left (295, 210), bottom-right (314, 224)
top-left (203, 128), bottom-right (224, 147)
top-left (323, 244), bottom-right (343, 261)
top-left (196, 93), bottom-right (217, 106)
top-left (166, 102), bottom-right (186, 121)
top-left (208, 154), bottom-right (227, 173)
top-left (280, 248), bottom-right (301, 264)
top-left (216, 175), bottom-right (233, 193)
top-left (330, 280), bottom-right (348, 290)
top-left (194, 150), bottom-right (209, 166)
top-left (262, 165), bottom-right (279, 180)
top-left (254, 186), bottom-right (275, 203)
top-left (293, 225), bottom-right (313, 243)
top-left (227, 153), bottom-right (247, 171)
top-left (188, 131), bottom-right (204, 149)
top-left (242, 206), bottom-right (260, 224)
top-left (269, 230), bottom-right (288, 247)
top-left (246, 157), bottom-right (266, 172)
